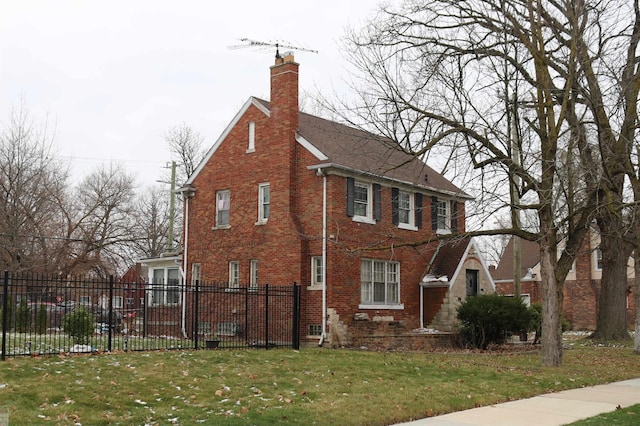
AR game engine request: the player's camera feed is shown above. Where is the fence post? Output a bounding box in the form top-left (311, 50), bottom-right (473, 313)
top-left (108, 275), bottom-right (113, 352)
top-left (2, 271), bottom-right (8, 361)
top-left (193, 279), bottom-right (199, 350)
top-left (292, 282), bottom-right (300, 350)
top-left (264, 284), bottom-right (269, 349)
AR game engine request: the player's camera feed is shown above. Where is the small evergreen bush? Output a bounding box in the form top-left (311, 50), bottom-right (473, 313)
top-left (15, 299), bottom-right (31, 333)
top-left (457, 294), bottom-right (530, 349)
top-left (34, 304), bottom-right (48, 334)
top-left (63, 307), bottom-right (95, 345)
top-left (527, 303), bottom-right (570, 344)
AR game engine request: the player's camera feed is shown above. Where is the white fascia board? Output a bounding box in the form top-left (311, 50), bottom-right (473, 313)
top-left (448, 238), bottom-right (497, 291)
top-left (296, 134), bottom-right (329, 161)
top-left (186, 97), bottom-right (269, 185)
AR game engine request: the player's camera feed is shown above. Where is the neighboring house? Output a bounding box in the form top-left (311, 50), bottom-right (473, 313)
top-left (493, 230), bottom-right (636, 330)
top-left (178, 53), bottom-right (489, 346)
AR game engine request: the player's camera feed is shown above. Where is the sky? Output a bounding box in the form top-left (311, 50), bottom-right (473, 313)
top-left (0, 0), bottom-right (380, 187)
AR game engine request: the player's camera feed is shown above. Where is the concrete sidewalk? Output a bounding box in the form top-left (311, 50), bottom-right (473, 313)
top-left (396, 378), bottom-right (640, 426)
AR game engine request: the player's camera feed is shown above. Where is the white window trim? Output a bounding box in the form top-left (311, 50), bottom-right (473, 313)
top-left (112, 296), bottom-right (123, 309)
top-left (256, 182), bottom-right (270, 225)
top-left (398, 191), bottom-right (418, 231)
top-left (594, 248), bottom-right (603, 271)
top-left (353, 181), bottom-right (376, 224)
top-left (359, 259), bottom-right (404, 309)
top-left (247, 121), bottom-right (256, 153)
top-left (215, 190), bottom-right (231, 229)
top-left (150, 267), bottom-right (181, 306)
top-left (436, 199), bottom-right (451, 235)
top-left (250, 260), bottom-right (259, 290)
top-left (310, 256), bottom-right (323, 288)
top-left (229, 261), bottom-right (240, 289)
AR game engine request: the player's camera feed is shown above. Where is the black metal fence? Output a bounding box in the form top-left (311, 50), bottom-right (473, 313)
top-left (1, 271), bottom-right (300, 359)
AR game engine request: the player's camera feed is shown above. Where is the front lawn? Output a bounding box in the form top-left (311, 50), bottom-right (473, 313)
top-left (0, 340), bottom-right (639, 425)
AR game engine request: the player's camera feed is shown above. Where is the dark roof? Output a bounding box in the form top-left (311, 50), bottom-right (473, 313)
top-left (255, 98), bottom-right (467, 197)
top-left (428, 237), bottom-right (472, 279)
top-left (492, 237), bottom-right (540, 281)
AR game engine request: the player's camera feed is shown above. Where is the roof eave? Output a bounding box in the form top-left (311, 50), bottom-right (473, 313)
top-left (307, 163), bottom-right (473, 199)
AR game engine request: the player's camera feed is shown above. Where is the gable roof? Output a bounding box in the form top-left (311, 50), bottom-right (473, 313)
top-left (421, 237), bottom-right (496, 290)
top-left (187, 96), bottom-right (469, 199)
top-left (492, 237), bottom-right (541, 281)
top-left (253, 98), bottom-right (468, 198)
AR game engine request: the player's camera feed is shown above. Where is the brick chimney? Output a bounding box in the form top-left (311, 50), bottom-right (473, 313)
top-left (269, 53), bottom-right (303, 231)
top-left (270, 53), bottom-right (299, 135)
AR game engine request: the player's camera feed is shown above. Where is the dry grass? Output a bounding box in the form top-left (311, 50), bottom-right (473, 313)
top-left (0, 339), bottom-right (639, 425)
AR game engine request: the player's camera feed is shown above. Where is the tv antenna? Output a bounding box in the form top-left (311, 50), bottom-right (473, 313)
top-left (228, 38), bottom-right (318, 59)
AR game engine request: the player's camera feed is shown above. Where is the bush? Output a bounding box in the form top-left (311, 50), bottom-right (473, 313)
top-left (34, 304), bottom-right (48, 334)
top-left (457, 294), bottom-right (530, 349)
top-left (15, 299), bottom-right (31, 333)
top-left (63, 307), bottom-right (95, 345)
top-left (527, 303), bottom-right (570, 344)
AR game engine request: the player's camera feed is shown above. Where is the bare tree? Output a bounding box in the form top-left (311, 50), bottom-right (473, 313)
top-left (341, 0), bottom-right (609, 366)
top-left (131, 185), bottom-right (170, 258)
top-left (57, 163), bottom-right (138, 277)
top-left (165, 122), bottom-right (206, 184)
top-left (0, 103), bottom-right (70, 274)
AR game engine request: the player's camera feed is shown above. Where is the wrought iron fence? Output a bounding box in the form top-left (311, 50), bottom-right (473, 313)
top-left (0, 271), bottom-right (300, 359)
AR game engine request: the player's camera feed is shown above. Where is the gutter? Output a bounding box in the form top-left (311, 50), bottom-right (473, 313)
top-left (317, 168), bottom-right (328, 346)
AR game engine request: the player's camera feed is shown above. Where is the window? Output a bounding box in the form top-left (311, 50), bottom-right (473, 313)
top-left (257, 183), bottom-right (270, 223)
top-left (229, 261), bottom-right (239, 289)
top-left (247, 121), bottom-right (255, 152)
top-left (250, 260), bottom-right (259, 290)
top-left (79, 295), bottom-right (91, 304)
top-left (594, 248), bottom-right (603, 270)
top-left (216, 190), bottom-right (230, 227)
top-left (360, 259), bottom-right (401, 307)
top-left (311, 256), bottom-right (323, 287)
top-left (398, 191), bottom-right (412, 225)
top-left (191, 263), bottom-right (201, 287)
top-left (392, 189), bottom-right (422, 230)
top-left (112, 296), bottom-right (123, 309)
top-left (150, 267), bottom-right (180, 306)
top-left (308, 324), bottom-right (322, 336)
top-left (126, 297), bottom-right (134, 306)
top-left (347, 178), bottom-right (381, 223)
top-left (431, 196), bottom-right (455, 233)
top-left (466, 269), bottom-right (479, 297)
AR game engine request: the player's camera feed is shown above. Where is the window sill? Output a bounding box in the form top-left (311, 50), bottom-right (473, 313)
top-left (436, 228), bottom-right (451, 235)
top-left (246, 148), bottom-right (255, 154)
top-left (358, 304), bottom-right (404, 310)
top-left (213, 224), bottom-right (231, 230)
top-left (254, 220), bottom-right (268, 226)
top-left (398, 223), bottom-right (418, 231)
top-left (352, 216), bottom-right (376, 225)
top-left (307, 284), bottom-right (323, 291)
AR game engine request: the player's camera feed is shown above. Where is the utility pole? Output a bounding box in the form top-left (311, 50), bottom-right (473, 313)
top-left (510, 95), bottom-right (522, 298)
top-left (167, 161), bottom-right (177, 253)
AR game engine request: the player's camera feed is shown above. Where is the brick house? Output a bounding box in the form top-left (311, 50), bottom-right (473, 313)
top-left (493, 230), bottom-right (636, 330)
top-left (178, 53), bottom-right (492, 346)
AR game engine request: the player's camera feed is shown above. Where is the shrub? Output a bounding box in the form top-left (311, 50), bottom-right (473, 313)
top-left (34, 304), bottom-right (48, 334)
top-left (528, 303), bottom-right (570, 344)
top-left (457, 294), bottom-right (530, 349)
top-left (63, 307), bottom-right (95, 345)
top-left (15, 299), bottom-right (31, 333)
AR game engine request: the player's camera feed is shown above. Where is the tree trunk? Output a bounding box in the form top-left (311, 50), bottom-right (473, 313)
top-left (635, 250), bottom-right (640, 354)
top-left (540, 240), bottom-right (563, 366)
top-left (592, 225), bottom-right (632, 341)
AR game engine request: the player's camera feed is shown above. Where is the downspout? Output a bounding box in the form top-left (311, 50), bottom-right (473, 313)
top-left (180, 193), bottom-right (191, 339)
top-left (318, 168), bottom-right (327, 346)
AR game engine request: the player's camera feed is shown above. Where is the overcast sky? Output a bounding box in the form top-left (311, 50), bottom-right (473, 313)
top-left (1, 0), bottom-right (379, 187)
